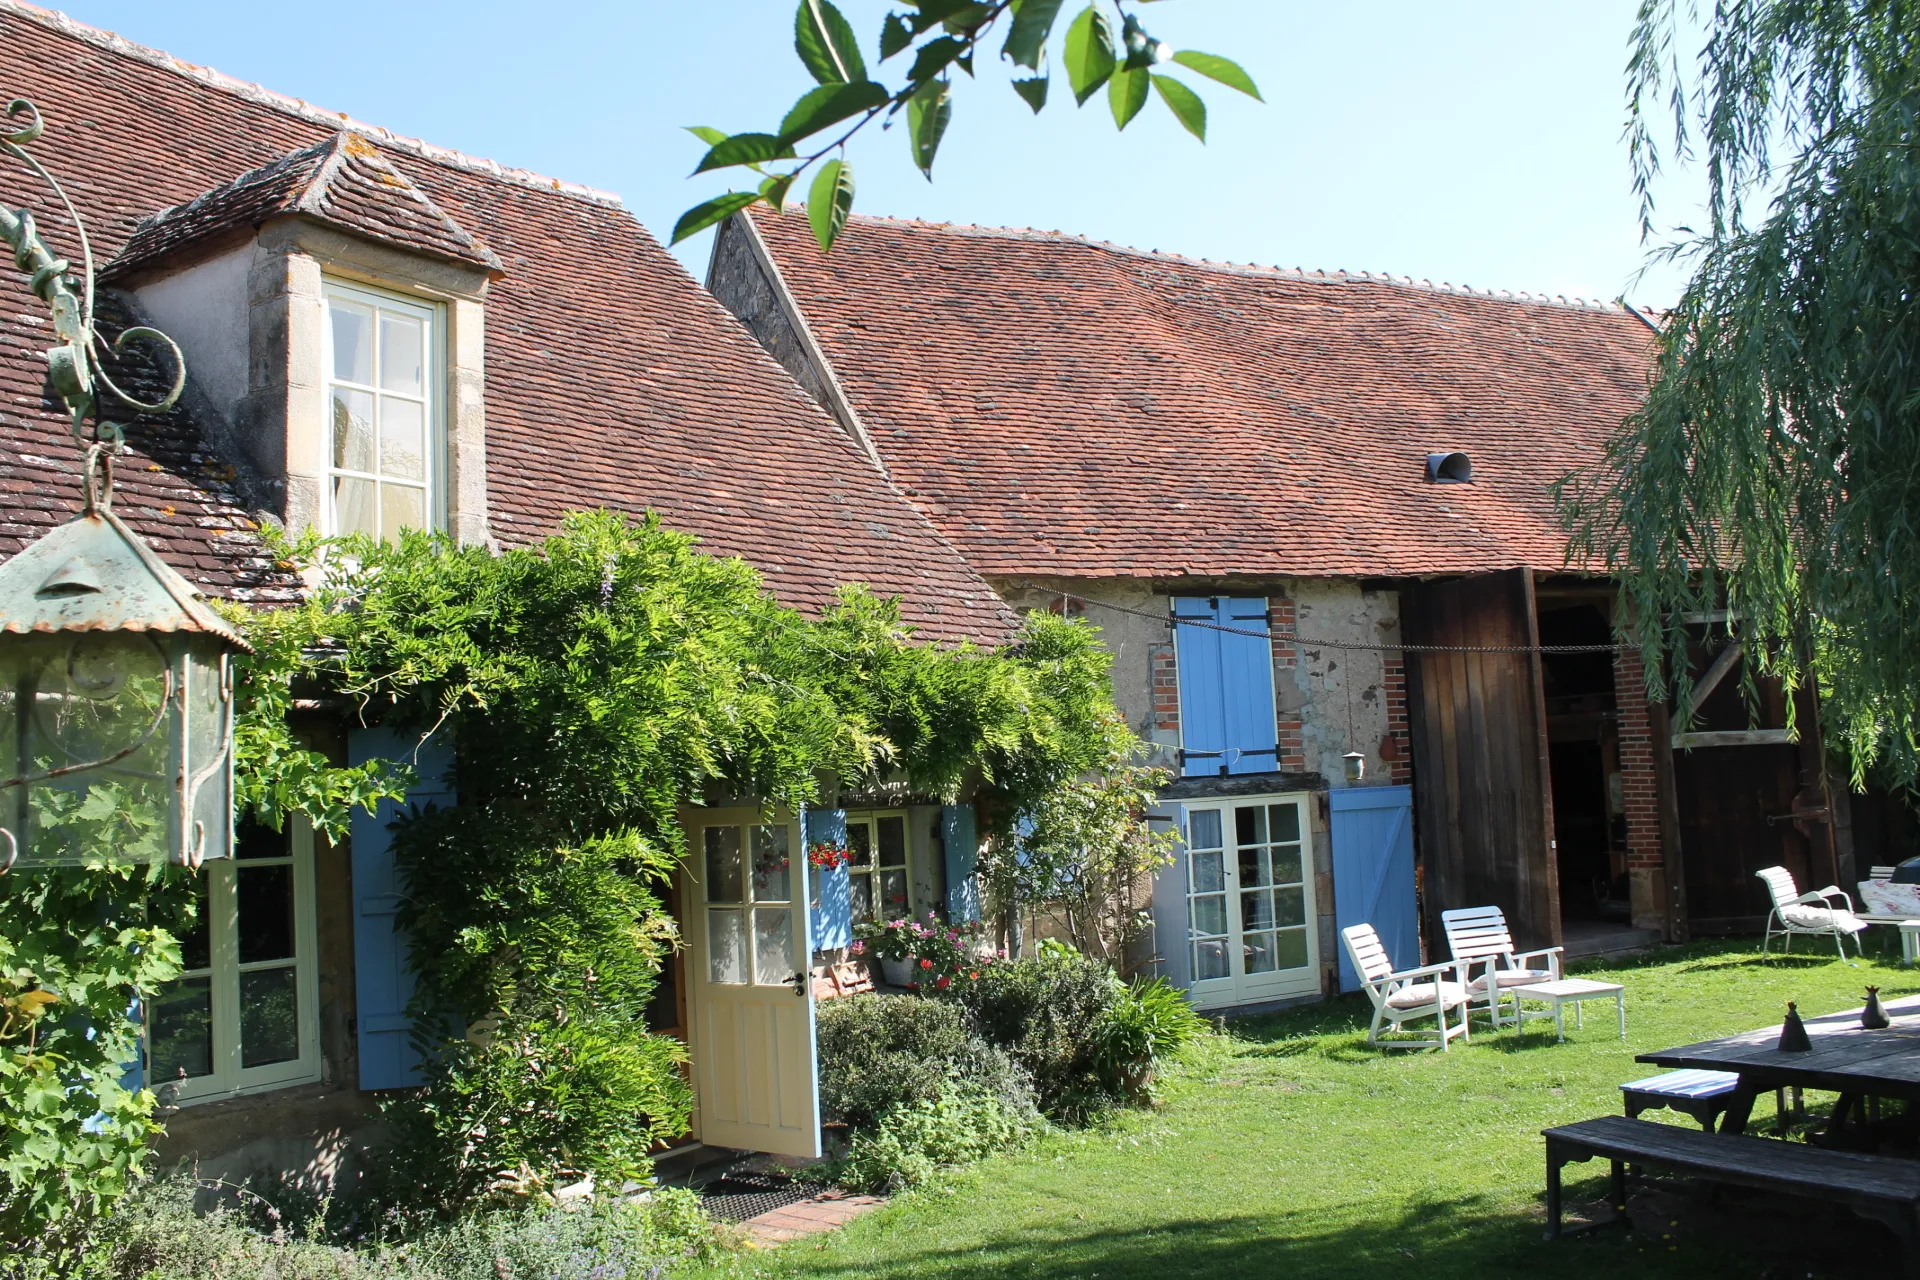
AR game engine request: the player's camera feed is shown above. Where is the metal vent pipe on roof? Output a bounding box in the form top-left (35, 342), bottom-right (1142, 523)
top-left (1426, 451), bottom-right (1472, 484)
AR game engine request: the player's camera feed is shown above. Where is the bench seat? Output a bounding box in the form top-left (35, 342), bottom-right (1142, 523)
top-left (1620, 1069), bottom-right (1739, 1129)
top-left (1545, 1115), bottom-right (1920, 1276)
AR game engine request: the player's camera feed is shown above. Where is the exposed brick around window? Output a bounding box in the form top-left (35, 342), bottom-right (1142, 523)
top-left (1151, 641), bottom-right (1180, 732)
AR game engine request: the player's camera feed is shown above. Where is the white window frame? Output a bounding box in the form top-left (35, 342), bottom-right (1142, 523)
top-left (846, 809), bottom-right (913, 926)
top-left (321, 279), bottom-right (444, 540)
top-left (1181, 792), bottom-right (1318, 1009)
top-left (146, 819), bottom-right (322, 1105)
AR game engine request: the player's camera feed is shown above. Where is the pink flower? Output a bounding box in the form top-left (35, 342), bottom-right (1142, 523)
top-left (947, 931), bottom-right (958, 943)
top-left (850, 941), bottom-right (865, 955)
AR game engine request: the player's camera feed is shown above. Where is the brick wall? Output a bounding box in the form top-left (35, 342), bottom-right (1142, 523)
top-left (1150, 640), bottom-right (1180, 734)
top-left (1382, 654), bottom-right (1412, 785)
top-left (1614, 646), bottom-right (1663, 875)
top-left (1268, 597), bottom-right (1308, 772)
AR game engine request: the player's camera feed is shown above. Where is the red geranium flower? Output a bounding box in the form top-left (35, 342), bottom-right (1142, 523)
top-left (919, 958), bottom-right (933, 970)
top-left (936, 976), bottom-right (951, 991)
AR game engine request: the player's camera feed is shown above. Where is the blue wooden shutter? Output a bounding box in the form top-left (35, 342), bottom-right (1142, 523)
top-left (804, 808), bottom-right (851, 950)
top-left (942, 805), bottom-right (980, 922)
top-left (1173, 597), bottom-right (1277, 776)
top-left (1329, 785), bottom-right (1418, 992)
top-left (350, 726), bottom-right (455, 1089)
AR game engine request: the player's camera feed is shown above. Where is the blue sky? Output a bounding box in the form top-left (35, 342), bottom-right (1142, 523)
top-left (55, 2), bottom-right (1701, 304)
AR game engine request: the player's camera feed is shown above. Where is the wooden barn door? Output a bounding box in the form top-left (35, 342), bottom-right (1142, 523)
top-left (1403, 569), bottom-right (1561, 950)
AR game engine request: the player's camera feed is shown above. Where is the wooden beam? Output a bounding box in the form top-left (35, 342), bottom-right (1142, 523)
top-left (1680, 642), bottom-right (1744, 725)
top-left (1671, 729), bottom-right (1792, 749)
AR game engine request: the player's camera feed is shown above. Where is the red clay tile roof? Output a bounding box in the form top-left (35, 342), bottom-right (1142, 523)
top-left (0, 3), bottom-right (1011, 643)
top-left (104, 131), bottom-right (503, 280)
top-left (748, 209), bottom-right (1660, 581)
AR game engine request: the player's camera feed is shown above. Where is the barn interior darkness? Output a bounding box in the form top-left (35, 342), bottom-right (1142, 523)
top-left (1537, 598), bottom-right (1628, 927)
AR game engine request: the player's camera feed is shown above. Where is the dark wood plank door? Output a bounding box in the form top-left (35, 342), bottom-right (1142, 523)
top-left (1403, 569), bottom-right (1561, 950)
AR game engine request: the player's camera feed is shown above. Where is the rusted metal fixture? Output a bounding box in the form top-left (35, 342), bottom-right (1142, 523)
top-left (0, 98), bottom-right (246, 873)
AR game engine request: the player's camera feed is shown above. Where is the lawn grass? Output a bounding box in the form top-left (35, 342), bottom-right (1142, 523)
top-left (691, 938), bottom-right (1920, 1280)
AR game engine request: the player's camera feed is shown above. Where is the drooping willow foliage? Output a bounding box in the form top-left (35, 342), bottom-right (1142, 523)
top-left (1558, 0), bottom-right (1920, 785)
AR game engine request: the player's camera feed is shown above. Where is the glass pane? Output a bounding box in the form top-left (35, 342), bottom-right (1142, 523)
top-left (877, 816), bottom-right (907, 868)
top-left (331, 387), bottom-right (374, 472)
top-left (1244, 932), bottom-right (1278, 974)
top-left (704, 827), bottom-right (743, 903)
top-left (1236, 805), bottom-right (1266, 847)
top-left (1274, 927), bottom-right (1310, 971)
top-left (1274, 886), bottom-right (1306, 928)
top-left (380, 483), bottom-right (426, 540)
top-left (1239, 845), bottom-right (1268, 888)
top-left (1191, 850), bottom-right (1224, 893)
top-left (753, 907), bottom-right (792, 985)
top-left (240, 966), bottom-right (300, 1068)
top-left (379, 312), bottom-right (424, 395)
top-left (237, 863), bottom-right (295, 964)
top-left (1269, 803), bottom-right (1300, 843)
top-left (1188, 809), bottom-right (1222, 850)
top-left (330, 299), bottom-right (373, 384)
top-left (847, 824), bottom-right (872, 867)
top-left (380, 397), bottom-right (425, 481)
top-left (333, 476), bottom-right (377, 537)
top-left (234, 819), bottom-right (283, 861)
top-left (707, 908), bottom-right (746, 984)
top-left (176, 880), bottom-right (210, 972)
top-left (751, 825), bottom-right (790, 903)
top-left (1194, 938), bottom-right (1230, 980)
top-left (149, 978), bottom-right (212, 1082)
top-left (879, 868), bottom-right (909, 916)
top-left (849, 872), bottom-right (873, 924)
top-left (1190, 893), bottom-right (1227, 937)
top-left (1271, 845), bottom-right (1303, 885)
top-left (1242, 889), bottom-right (1274, 931)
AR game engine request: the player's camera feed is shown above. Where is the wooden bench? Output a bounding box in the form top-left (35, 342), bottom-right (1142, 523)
top-left (1545, 1115), bottom-right (1920, 1276)
top-left (1620, 1069), bottom-right (1799, 1132)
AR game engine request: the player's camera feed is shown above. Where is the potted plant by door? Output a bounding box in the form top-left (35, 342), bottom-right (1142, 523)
top-left (855, 918), bottom-right (921, 987)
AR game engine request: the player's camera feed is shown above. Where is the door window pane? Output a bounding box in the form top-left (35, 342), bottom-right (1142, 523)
top-left (753, 907), bottom-right (792, 986)
top-left (239, 967), bottom-right (300, 1067)
top-left (1188, 809), bottom-right (1222, 849)
top-left (176, 883), bottom-right (210, 973)
top-left (1235, 805), bottom-right (1267, 847)
top-left (1274, 928), bottom-right (1310, 971)
top-left (149, 978), bottom-right (213, 1082)
top-left (379, 313), bottom-right (424, 394)
top-left (1269, 803), bottom-right (1300, 843)
top-left (1194, 938), bottom-right (1230, 980)
top-left (707, 908), bottom-right (746, 984)
top-left (1191, 850), bottom-right (1224, 893)
top-left (1191, 894), bottom-right (1227, 937)
top-left (751, 825), bottom-right (791, 903)
top-left (237, 863), bottom-right (294, 964)
top-left (1238, 845), bottom-right (1268, 888)
top-left (1271, 845), bottom-right (1303, 885)
top-left (331, 301), bottom-right (373, 383)
top-left (704, 827), bottom-right (743, 903)
top-left (1242, 890), bottom-right (1274, 931)
top-left (1243, 932), bottom-right (1278, 974)
top-left (1274, 886), bottom-right (1306, 928)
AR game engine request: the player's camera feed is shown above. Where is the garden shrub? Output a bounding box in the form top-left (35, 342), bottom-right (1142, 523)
top-left (1093, 976), bottom-right (1210, 1098)
top-left (837, 1082), bottom-right (1035, 1194)
top-left (941, 954), bottom-right (1126, 1122)
top-left (815, 993), bottom-right (1032, 1132)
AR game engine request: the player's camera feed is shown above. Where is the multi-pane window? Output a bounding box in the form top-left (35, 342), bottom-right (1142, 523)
top-left (846, 812), bottom-right (910, 924)
top-left (704, 822), bottom-right (794, 987)
top-left (145, 820), bottom-right (319, 1103)
top-left (325, 283), bottom-right (438, 541)
top-left (1183, 796), bottom-right (1316, 1003)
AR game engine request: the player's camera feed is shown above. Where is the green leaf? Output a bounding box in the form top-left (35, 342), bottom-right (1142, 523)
top-left (807, 158), bottom-right (856, 251)
top-left (908, 78), bottom-right (953, 179)
top-left (685, 125), bottom-right (730, 147)
top-left (1170, 50), bottom-right (1262, 101)
top-left (1151, 73), bottom-right (1205, 140)
top-left (908, 35), bottom-right (969, 83)
top-left (670, 191), bottom-right (759, 245)
top-left (1108, 65), bottom-right (1148, 129)
top-left (795, 0), bottom-right (866, 84)
top-left (881, 12), bottom-right (914, 59)
top-left (1012, 74), bottom-right (1050, 113)
top-left (760, 171), bottom-right (797, 212)
top-left (1064, 4), bottom-right (1116, 105)
top-left (778, 81), bottom-right (891, 145)
top-left (1003, 0), bottom-right (1066, 69)
top-left (692, 133), bottom-right (797, 175)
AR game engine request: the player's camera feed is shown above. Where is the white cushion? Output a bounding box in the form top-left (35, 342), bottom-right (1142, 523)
top-left (1469, 968), bottom-right (1553, 993)
top-left (1780, 904), bottom-right (1866, 933)
top-left (1387, 981), bottom-right (1467, 1011)
top-left (1859, 880), bottom-right (1920, 917)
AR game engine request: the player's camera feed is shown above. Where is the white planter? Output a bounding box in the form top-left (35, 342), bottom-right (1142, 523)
top-left (880, 956), bottom-right (915, 987)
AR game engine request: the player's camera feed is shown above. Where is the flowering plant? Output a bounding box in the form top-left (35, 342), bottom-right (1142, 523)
top-left (807, 842), bottom-right (852, 871)
top-left (855, 911), bottom-right (993, 988)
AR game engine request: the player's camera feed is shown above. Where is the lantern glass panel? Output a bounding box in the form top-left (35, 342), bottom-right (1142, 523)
top-left (183, 640), bottom-right (233, 866)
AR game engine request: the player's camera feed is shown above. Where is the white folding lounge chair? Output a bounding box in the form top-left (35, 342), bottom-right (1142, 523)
top-left (1758, 865), bottom-right (1865, 962)
top-left (1342, 923), bottom-right (1470, 1052)
top-left (1441, 905), bottom-right (1563, 1030)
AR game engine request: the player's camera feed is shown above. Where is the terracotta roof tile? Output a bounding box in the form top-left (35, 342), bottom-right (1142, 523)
top-left (0, 4), bottom-right (1011, 643)
top-left (749, 210), bottom-right (1659, 581)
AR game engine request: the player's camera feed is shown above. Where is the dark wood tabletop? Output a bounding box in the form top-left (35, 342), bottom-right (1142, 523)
top-left (1639, 994), bottom-right (1920, 1132)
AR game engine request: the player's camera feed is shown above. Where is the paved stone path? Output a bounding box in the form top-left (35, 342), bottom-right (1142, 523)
top-left (740, 1190), bottom-right (886, 1244)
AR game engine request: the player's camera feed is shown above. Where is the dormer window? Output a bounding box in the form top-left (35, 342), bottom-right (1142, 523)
top-left (325, 282), bottom-right (439, 540)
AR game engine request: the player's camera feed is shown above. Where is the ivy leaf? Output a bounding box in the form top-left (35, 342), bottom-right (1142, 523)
top-left (692, 133), bottom-right (797, 175)
top-left (908, 35), bottom-right (969, 84)
top-left (808, 157), bottom-right (856, 251)
top-left (909, 78), bottom-right (953, 179)
top-left (880, 12), bottom-right (915, 59)
top-left (1064, 4), bottom-right (1116, 105)
top-left (1012, 74), bottom-right (1050, 113)
top-left (778, 81), bottom-right (891, 145)
top-left (795, 0), bottom-right (866, 84)
top-left (685, 125), bottom-right (730, 147)
top-left (1108, 65), bottom-right (1149, 130)
top-left (671, 191), bottom-right (760, 245)
top-left (1171, 50), bottom-right (1263, 101)
top-left (1003, 0), bottom-right (1066, 70)
top-left (1151, 74), bottom-right (1205, 140)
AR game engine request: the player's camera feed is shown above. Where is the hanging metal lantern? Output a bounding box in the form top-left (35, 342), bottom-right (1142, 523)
top-left (1342, 750), bottom-right (1367, 785)
top-left (0, 97), bottom-right (243, 873)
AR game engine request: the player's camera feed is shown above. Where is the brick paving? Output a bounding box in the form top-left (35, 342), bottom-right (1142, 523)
top-left (740, 1190), bottom-right (886, 1245)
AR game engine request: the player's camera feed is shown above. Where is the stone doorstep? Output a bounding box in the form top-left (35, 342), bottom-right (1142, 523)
top-left (741, 1193), bottom-right (886, 1245)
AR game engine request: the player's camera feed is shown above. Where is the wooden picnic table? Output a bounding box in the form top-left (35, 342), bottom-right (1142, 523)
top-left (1639, 995), bottom-right (1920, 1136)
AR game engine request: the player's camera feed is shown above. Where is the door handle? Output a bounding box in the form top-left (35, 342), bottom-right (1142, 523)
top-left (787, 971), bottom-right (808, 998)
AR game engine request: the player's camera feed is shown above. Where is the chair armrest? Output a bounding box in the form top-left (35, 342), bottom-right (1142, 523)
top-left (1802, 886), bottom-right (1856, 911)
top-left (1388, 959), bottom-right (1466, 983)
top-left (1511, 946), bottom-right (1562, 967)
